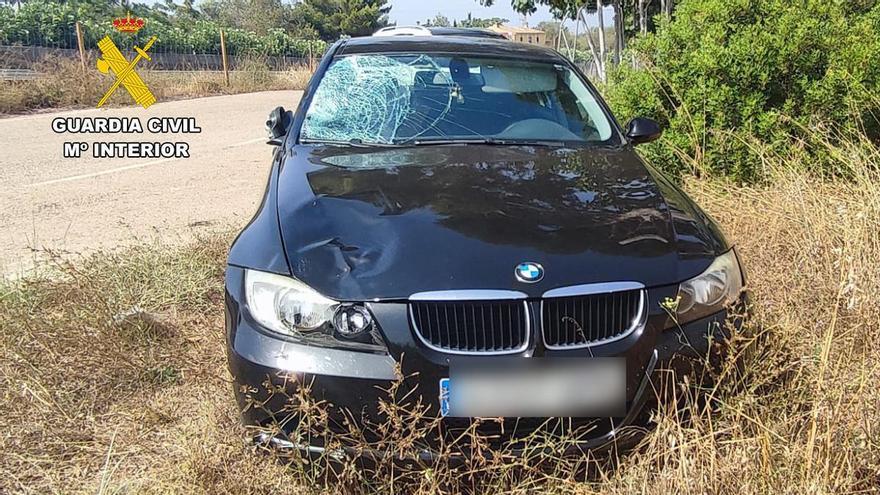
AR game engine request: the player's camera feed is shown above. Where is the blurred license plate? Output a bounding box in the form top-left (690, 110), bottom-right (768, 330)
top-left (439, 358), bottom-right (625, 418)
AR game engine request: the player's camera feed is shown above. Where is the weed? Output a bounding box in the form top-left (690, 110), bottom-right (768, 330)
top-left (0, 56), bottom-right (312, 115)
top-left (1, 130), bottom-right (879, 493)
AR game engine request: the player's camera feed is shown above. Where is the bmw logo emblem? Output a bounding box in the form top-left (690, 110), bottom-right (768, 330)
top-left (515, 262), bottom-right (544, 283)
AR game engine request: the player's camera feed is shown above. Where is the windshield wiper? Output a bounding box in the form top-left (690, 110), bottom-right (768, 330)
top-left (400, 138), bottom-right (566, 147)
top-left (299, 138), bottom-right (403, 148)
top-left (302, 137), bottom-right (571, 148)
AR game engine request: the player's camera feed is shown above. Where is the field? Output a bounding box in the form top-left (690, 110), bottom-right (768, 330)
top-left (1, 129), bottom-right (878, 493)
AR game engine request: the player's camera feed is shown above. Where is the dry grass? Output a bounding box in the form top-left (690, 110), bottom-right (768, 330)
top-left (0, 56), bottom-right (311, 116)
top-left (1, 133), bottom-right (879, 493)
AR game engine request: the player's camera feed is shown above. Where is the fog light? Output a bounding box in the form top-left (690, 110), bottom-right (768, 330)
top-left (333, 305), bottom-right (373, 337)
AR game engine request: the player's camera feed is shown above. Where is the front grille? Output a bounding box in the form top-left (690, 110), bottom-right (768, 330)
top-left (542, 289), bottom-right (644, 349)
top-left (409, 300), bottom-right (529, 354)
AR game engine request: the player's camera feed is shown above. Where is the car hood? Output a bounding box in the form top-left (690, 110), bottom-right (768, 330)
top-left (275, 145), bottom-right (728, 301)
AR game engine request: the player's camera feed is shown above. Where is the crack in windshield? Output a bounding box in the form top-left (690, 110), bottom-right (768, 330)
top-left (301, 54), bottom-right (455, 145)
top-left (300, 54), bottom-right (618, 148)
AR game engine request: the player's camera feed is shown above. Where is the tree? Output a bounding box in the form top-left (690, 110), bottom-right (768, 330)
top-left (593, 1), bottom-right (606, 72)
top-left (482, 0), bottom-right (676, 75)
top-left (199, 0), bottom-right (287, 34)
top-left (637, 0), bottom-right (647, 34)
top-left (150, 0), bottom-right (199, 24)
top-left (536, 20), bottom-right (564, 47)
top-left (481, 1), bottom-right (610, 79)
top-left (292, 0), bottom-right (390, 41)
top-left (423, 13), bottom-right (450, 27)
top-left (630, 0), bottom-right (671, 34)
top-left (611, 0), bottom-right (624, 64)
top-left (458, 13), bottom-right (509, 28)
top-left (167, 0), bottom-right (199, 21)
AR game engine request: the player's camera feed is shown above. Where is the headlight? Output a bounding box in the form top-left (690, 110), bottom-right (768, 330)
top-left (244, 269), bottom-right (385, 351)
top-left (675, 249), bottom-right (744, 324)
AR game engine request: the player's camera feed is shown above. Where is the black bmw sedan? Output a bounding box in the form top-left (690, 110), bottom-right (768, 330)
top-left (225, 34), bottom-right (746, 457)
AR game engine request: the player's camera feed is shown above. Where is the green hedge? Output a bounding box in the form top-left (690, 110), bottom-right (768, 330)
top-left (604, 0), bottom-right (880, 182)
top-left (0, 0), bottom-right (326, 57)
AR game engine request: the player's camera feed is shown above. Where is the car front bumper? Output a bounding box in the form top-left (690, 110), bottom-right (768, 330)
top-left (224, 266), bottom-right (744, 458)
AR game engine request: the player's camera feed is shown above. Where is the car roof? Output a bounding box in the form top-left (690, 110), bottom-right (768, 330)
top-left (372, 26), bottom-right (507, 39)
top-left (337, 35), bottom-right (566, 62)
top-left (427, 27), bottom-right (507, 39)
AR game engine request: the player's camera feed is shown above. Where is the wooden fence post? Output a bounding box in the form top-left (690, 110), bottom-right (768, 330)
top-left (308, 44), bottom-right (314, 73)
top-left (219, 29), bottom-right (230, 86)
top-left (75, 21), bottom-right (86, 72)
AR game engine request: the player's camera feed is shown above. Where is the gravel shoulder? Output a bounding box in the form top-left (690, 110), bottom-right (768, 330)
top-left (0, 90), bottom-right (302, 276)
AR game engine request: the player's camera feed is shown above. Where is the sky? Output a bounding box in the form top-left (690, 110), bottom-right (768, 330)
top-left (387, 0), bottom-right (554, 27)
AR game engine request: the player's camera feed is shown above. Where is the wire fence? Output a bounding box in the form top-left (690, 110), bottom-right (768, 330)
top-left (0, 44), bottom-right (313, 71)
top-left (0, 24), bottom-right (320, 73)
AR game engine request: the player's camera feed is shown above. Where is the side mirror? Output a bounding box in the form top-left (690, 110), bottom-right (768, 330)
top-left (266, 106), bottom-right (293, 146)
top-left (625, 117), bottom-right (662, 145)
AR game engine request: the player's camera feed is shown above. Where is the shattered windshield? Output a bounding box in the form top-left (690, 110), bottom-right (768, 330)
top-left (299, 54), bottom-right (618, 146)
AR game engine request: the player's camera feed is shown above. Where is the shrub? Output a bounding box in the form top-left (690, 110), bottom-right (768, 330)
top-left (605, 0), bottom-right (880, 182)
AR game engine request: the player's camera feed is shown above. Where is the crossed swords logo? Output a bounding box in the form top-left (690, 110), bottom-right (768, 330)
top-left (95, 35), bottom-right (158, 109)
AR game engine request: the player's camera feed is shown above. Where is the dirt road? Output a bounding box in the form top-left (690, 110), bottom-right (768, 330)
top-left (0, 91), bottom-right (302, 275)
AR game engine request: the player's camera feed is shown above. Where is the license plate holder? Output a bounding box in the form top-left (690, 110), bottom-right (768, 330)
top-left (439, 358), bottom-right (625, 418)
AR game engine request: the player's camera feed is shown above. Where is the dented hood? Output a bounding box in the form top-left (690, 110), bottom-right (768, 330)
top-left (276, 145), bottom-right (728, 301)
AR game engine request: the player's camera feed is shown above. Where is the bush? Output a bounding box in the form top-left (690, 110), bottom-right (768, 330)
top-left (605, 0), bottom-right (880, 182)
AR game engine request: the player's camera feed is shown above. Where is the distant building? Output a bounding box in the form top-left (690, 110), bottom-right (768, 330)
top-left (486, 24), bottom-right (548, 46)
